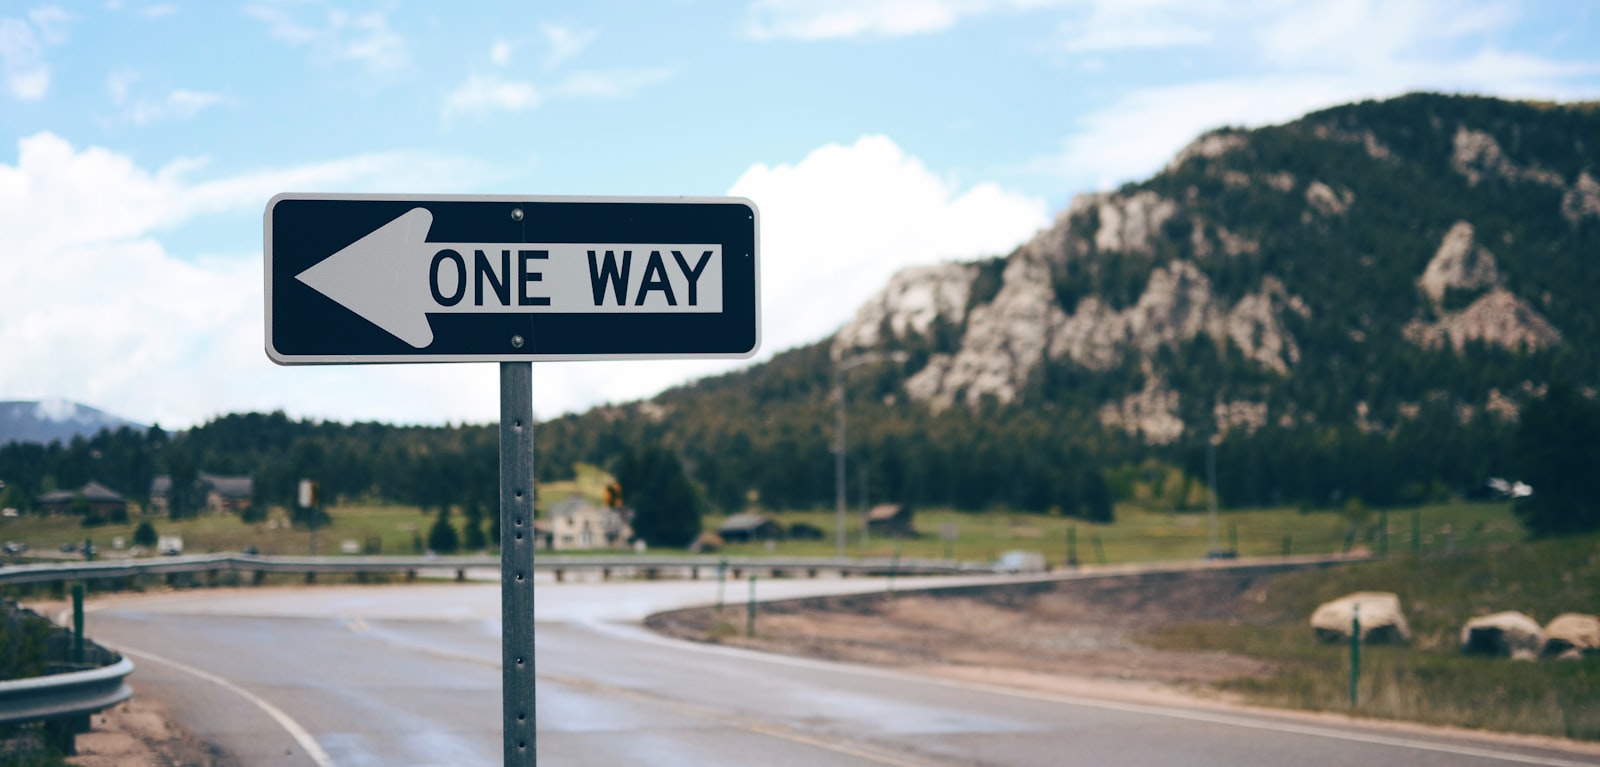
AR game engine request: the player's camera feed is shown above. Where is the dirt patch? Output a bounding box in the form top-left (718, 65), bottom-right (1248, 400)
top-left (70, 692), bottom-right (235, 767)
top-left (20, 599), bottom-right (233, 767)
top-left (647, 569), bottom-right (1288, 697)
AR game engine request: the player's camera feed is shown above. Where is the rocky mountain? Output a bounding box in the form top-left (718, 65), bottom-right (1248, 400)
top-left (0, 400), bottom-right (146, 446)
top-left (830, 93), bottom-right (1597, 446)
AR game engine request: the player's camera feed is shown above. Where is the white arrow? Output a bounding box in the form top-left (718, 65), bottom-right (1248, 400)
top-left (295, 207), bottom-right (440, 349)
top-left (295, 207), bottom-right (725, 350)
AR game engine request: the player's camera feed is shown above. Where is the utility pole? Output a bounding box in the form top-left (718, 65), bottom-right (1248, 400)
top-left (832, 351), bottom-right (908, 559)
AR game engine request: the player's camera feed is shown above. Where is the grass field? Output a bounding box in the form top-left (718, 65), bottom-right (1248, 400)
top-left (1147, 531), bottom-right (1600, 739)
top-left (0, 492), bottom-right (1518, 565)
top-left (705, 501), bottom-right (1521, 565)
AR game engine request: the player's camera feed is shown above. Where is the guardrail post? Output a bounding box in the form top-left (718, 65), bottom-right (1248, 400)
top-left (746, 575), bottom-right (757, 638)
top-left (71, 584), bottom-right (85, 665)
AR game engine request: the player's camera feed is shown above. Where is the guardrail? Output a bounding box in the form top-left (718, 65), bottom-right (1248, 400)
top-left (0, 552), bottom-right (990, 588)
top-left (0, 657), bottom-right (133, 727)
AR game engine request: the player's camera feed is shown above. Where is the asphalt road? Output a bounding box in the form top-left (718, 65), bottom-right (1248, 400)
top-left (83, 575), bottom-right (1600, 767)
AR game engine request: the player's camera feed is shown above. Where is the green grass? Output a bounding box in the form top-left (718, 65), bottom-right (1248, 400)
top-left (1146, 532), bottom-right (1600, 739)
top-left (704, 501), bottom-right (1519, 564)
top-left (1, 497), bottom-right (1517, 563)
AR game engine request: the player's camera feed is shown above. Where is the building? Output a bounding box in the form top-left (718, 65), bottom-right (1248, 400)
top-left (867, 503), bottom-right (916, 538)
top-left (149, 472), bottom-right (255, 516)
top-left (548, 497), bottom-right (633, 551)
top-left (717, 512), bottom-right (785, 543)
top-left (35, 481), bottom-right (127, 518)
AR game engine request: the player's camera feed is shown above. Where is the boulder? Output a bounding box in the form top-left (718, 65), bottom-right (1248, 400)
top-left (1310, 592), bottom-right (1412, 644)
top-left (1543, 613), bottom-right (1600, 659)
top-left (1460, 611), bottom-right (1546, 660)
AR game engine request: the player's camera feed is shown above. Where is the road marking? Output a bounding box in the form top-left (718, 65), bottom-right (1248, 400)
top-left (541, 671), bottom-right (955, 767)
top-left (582, 620), bottom-right (1600, 767)
top-left (112, 644), bottom-right (337, 767)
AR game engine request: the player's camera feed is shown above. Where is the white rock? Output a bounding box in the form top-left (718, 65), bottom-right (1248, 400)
top-left (1418, 221), bottom-right (1500, 306)
top-left (1460, 611), bottom-right (1546, 658)
top-left (1311, 592), bottom-right (1413, 644)
top-left (1543, 613), bottom-right (1600, 658)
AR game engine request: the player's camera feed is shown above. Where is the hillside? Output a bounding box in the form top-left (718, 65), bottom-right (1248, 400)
top-left (3, 93), bottom-right (1595, 523)
top-left (0, 400), bottom-right (146, 447)
top-left (536, 93), bottom-right (1600, 515)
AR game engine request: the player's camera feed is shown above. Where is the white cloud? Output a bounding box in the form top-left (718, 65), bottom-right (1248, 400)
top-left (489, 38), bottom-right (513, 66)
top-left (540, 23), bottom-right (595, 70)
top-left (244, 3), bottom-right (407, 72)
top-left (1035, 0), bottom-right (1600, 192)
top-left (0, 7), bottom-right (71, 101)
top-left (746, 0), bottom-right (1052, 40)
top-left (141, 4), bottom-right (178, 19)
top-left (0, 133), bottom-right (499, 428)
top-left (444, 74), bottom-right (541, 117)
top-left (443, 68), bottom-right (675, 120)
top-left (109, 73), bottom-right (224, 125)
top-left (730, 135), bottom-right (1048, 356)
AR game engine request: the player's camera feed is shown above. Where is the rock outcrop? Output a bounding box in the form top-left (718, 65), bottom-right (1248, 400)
top-left (833, 262), bottom-right (975, 359)
top-left (1460, 611), bottom-right (1546, 660)
top-left (1310, 592), bottom-right (1412, 644)
top-left (1406, 222), bottom-right (1561, 353)
top-left (1543, 613), bottom-right (1600, 660)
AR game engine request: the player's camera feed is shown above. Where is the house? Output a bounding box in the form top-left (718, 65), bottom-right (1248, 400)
top-left (35, 481), bottom-right (127, 518)
top-left (150, 472), bottom-right (255, 516)
top-left (548, 497), bottom-right (633, 551)
top-left (718, 512), bottom-right (784, 543)
top-left (867, 503), bottom-right (916, 538)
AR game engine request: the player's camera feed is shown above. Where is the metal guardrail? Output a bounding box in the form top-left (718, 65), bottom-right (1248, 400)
top-left (0, 657), bottom-right (133, 727)
top-left (0, 552), bottom-right (989, 586)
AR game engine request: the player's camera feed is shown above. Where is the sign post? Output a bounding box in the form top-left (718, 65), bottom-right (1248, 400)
top-left (266, 194), bottom-right (759, 766)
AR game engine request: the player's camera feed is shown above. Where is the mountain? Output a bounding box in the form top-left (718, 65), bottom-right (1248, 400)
top-left (0, 400), bottom-right (148, 446)
top-left (534, 92), bottom-right (1600, 514)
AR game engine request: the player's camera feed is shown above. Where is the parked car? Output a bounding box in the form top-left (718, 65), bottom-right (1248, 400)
top-left (2, 542), bottom-right (27, 554)
top-left (993, 550), bottom-right (1046, 574)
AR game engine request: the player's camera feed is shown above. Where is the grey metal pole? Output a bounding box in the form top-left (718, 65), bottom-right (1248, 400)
top-left (500, 362), bottom-right (536, 766)
top-left (834, 370), bottom-right (847, 559)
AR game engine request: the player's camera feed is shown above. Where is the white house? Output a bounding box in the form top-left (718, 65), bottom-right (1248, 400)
top-left (548, 497), bottom-right (633, 551)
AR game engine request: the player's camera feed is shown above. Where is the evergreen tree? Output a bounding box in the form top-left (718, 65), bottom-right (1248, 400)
top-left (428, 505), bottom-right (460, 553)
top-left (613, 446), bottom-right (704, 547)
top-left (133, 520), bottom-right (159, 548)
top-left (1513, 384), bottom-right (1600, 537)
top-left (463, 499), bottom-right (487, 551)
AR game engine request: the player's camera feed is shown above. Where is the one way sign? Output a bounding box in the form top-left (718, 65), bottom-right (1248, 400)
top-left (265, 194), bottom-right (759, 364)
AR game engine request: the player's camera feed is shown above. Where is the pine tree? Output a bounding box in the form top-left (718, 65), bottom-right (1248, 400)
top-left (427, 505), bottom-right (460, 554)
top-left (463, 500), bottom-right (487, 551)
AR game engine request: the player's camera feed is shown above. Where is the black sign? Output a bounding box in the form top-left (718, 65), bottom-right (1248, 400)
top-left (265, 194), bottom-right (760, 364)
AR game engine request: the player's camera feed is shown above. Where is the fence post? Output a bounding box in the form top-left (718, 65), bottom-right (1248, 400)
top-left (1350, 603), bottom-right (1361, 708)
top-left (1092, 534), bottom-right (1106, 565)
top-left (716, 559), bottom-right (728, 612)
top-left (746, 575), bottom-right (757, 638)
top-left (1411, 508), bottom-right (1421, 555)
top-left (1067, 525), bottom-right (1078, 567)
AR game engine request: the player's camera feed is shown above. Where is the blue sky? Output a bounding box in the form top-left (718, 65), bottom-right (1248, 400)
top-left (2, 0), bottom-right (1598, 428)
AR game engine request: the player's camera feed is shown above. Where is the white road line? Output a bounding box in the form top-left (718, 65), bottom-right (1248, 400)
top-left (112, 644), bottom-right (337, 767)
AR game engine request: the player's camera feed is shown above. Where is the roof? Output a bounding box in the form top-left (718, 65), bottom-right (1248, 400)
top-left (868, 503), bottom-right (910, 521)
top-left (38, 480), bottom-right (125, 504)
top-left (718, 512), bottom-right (779, 532)
top-left (551, 497), bottom-right (600, 519)
top-left (200, 473), bottom-right (253, 498)
top-left (151, 473), bottom-right (255, 498)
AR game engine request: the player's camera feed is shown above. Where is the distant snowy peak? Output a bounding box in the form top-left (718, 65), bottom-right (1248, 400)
top-left (0, 400), bottom-right (147, 446)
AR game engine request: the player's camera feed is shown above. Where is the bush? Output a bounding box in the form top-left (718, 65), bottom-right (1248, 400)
top-left (132, 521), bottom-right (158, 548)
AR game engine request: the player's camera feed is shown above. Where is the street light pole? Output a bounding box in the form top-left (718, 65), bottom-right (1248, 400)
top-left (832, 350), bottom-right (909, 560)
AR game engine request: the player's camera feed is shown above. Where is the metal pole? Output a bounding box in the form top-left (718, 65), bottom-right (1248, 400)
top-left (1350, 603), bottom-right (1361, 708)
top-left (834, 370), bottom-right (847, 559)
top-left (500, 362), bottom-right (536, 766)
top-left (746, 575), bottom-right (758, 638)
top-left (1207, 439), bottom-right (1219, 555)
top-left (71, 584), bottom-right (85, 664)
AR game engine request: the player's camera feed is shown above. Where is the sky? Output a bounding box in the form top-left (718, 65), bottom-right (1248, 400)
top-left (1, 0), bottom-right (1597, 429)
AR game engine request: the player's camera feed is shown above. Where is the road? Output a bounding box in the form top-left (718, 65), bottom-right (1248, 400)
top-left (83, 574), bottom-right (1600, 767)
